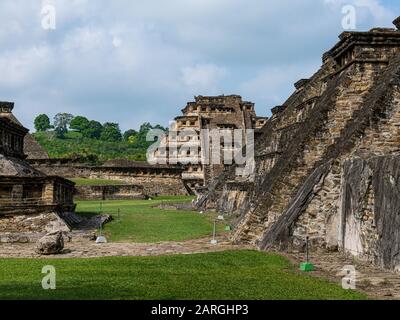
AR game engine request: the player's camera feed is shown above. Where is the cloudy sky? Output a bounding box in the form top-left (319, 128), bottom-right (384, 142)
top-left (1, 0), bottom-right (399, 132)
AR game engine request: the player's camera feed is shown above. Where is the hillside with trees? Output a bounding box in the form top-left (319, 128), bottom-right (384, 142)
top-left (32, 113), bottom-right (167, 163)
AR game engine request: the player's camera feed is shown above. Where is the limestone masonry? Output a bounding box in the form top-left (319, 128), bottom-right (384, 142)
top-left (29, 158), bottom-right (187, 197)
top-left (4, 18), bottom-right (400, 271)
top-left (153, 95), bottom-right (267, 191)
top-left (0, 102), bottom-right (75, 242)
top-left (0, 102), bottom-right (49, 160)
top-left (196, 17), bottom-right (400, 271)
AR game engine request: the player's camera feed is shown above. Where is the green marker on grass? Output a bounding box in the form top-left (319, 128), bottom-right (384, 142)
top-left (300, 236), bottom-right (314, 272)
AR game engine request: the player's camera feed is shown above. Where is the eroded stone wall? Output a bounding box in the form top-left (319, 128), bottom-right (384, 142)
top-left (75, 185), bottom-right (147, 201)
top-left (30, 162), bottom-right (187, 196)
top-left (340, 157), bottom-right (400, 270)
top-left (233, 59), bottom-right (386, 245)
top-left (197, 24), bottom-right (400, 270)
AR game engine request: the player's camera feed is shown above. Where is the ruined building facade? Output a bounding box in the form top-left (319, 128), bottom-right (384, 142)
top-left (0, 102), bottom-right (49, 159)
top-left (152, 95), bottom-right (267, 190)
top-left (0, 102), bottom-right (75, 242)
top-left (30, 158), bottom-right (187, 197)
top-left (197, 18), bottom-right (400, 270)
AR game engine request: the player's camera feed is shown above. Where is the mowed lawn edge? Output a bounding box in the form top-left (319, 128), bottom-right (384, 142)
top-left (75, 197), bottom-right (224, 243)
top-left (69, 178), bottom-right (127, 186)
top-left (0, 250), bottom-right (367, 300)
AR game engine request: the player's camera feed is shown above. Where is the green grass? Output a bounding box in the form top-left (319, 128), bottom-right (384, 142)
top-left (0, 251), bottom-right (367, 300)
top-left (75, 197), bottom-right (223, 243)
top-left (70, 178), bottom-right (126, 186)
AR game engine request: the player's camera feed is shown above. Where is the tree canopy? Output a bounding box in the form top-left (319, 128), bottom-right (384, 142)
top-left (70, 116), bottom-right (90, 132)
top-left (54, 113), bottom-right (74, 138)
top-left (82, 120), bottom-right (103, 139)
top-left (34, 114), bottom-right (52, 132)
top-left (32, 112), bottom-right (167, 161)
top-left (100, 123), bottom-right (122, 142)
top-left (123, 129), bottom-right (138, 141)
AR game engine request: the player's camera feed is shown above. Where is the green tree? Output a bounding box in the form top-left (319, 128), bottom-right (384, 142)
top-left (128, 135), bottom-right (138, 144)
top-left (82, 121), bottom-right (103, 139)
top-left (123, 129), bottom-right (138, 141)
top-left (34, 114), bottom-right (52, 132)
top-left (101, 123), bottom-right (122, 142)
top-left (153, 124), bottom-right (167, 132)
top-left (70, 116), bottom-right (90, 132)
top-left (139, 122), bottom-right (153, 133)
top-left (53, 113), bottom-right (73, 138)
top-left (135, 123), bottom-right (167, 147)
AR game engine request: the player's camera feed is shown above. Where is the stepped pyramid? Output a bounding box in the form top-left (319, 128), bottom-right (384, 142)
top-left (198, 17), bottom-right (400, 270)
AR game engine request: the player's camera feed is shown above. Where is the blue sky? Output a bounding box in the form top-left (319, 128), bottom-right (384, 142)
top-left (0, 0), bottom-right (399, 132)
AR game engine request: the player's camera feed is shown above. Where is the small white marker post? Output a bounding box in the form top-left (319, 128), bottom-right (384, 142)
top-left (211, 220), bottom-right (218, 245)
top-left (96, 223), bottom-right (107, 244)
top-left (96, 203), bottom-right (107, 244)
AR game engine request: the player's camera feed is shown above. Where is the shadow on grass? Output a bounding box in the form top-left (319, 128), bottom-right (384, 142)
top-left (75, 211), bottom-right (100, 219)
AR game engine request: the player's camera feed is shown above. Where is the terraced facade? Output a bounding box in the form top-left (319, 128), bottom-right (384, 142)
top-left (197, 18), bottom-right (400, 270)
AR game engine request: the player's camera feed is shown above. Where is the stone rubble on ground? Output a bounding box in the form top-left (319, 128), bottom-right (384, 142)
top-left (35, 231), bottom-right (64, 255)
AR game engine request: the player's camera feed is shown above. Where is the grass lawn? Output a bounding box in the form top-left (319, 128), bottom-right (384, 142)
top-left (75, 196), bottom-right (224, 243)
top-left (0, 250), bottom-right (367, 300)
top-left (70, 178), bottom-right (126, 186)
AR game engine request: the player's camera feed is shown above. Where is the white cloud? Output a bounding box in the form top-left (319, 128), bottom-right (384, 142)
top-left (239, 62), bottom-right (320, 114)
top-left (181, 64), bottom-right (227, 90)
top-left (0, 45), bottom-right (53, 87)
top-left (0, 0), bottom-right (396, 131)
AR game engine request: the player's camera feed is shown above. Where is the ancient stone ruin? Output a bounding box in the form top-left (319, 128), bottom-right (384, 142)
top-left (197, 17), bottom-right (400, 271)
top-left (0, 102), bottom-right (75, 243)
top-left (152, 95), bottom-right (267, 191)
top-left (29, 158), bottom-right (187, 198)
top-left (0, 102), bottom-right (49, 159)
top-left (27, 96), bottom-right (267, 198)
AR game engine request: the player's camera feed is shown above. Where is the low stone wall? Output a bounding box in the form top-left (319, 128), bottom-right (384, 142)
top-left (29, 159), bottom-right (188, 196)
top-left (75, 185), bottom-right (147, 201)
